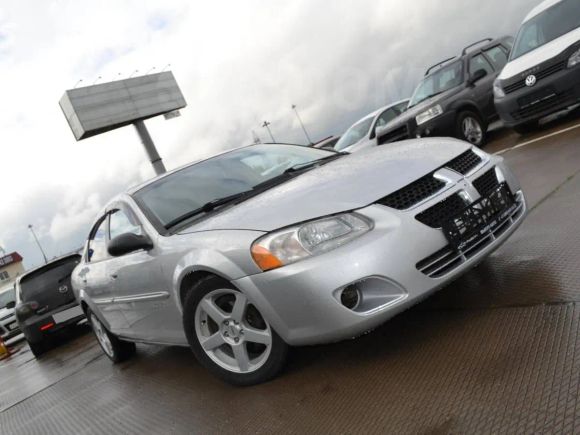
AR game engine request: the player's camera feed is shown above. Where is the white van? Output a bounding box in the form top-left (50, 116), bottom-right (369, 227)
top-left (493, 0), bottom-right (580, 133)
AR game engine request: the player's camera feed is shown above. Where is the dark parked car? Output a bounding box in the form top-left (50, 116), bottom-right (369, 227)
top-left (378, 37), bottom-right (514, 147)
top-left (15, 254), bottom-right (85, 357)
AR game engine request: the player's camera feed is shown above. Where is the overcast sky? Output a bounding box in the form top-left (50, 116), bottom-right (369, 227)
top-left (1, 0), bottom-right (534, 268)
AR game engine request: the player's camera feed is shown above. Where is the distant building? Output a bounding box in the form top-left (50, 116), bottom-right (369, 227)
top-left (0, 252), bottom-right (25, 285)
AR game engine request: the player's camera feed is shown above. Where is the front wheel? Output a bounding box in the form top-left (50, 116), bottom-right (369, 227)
top-left (183, 276), bottom-right (288, 386)
top-left (456, 111), bottom-right (486, 147)
top-left (88, 310), bottom-right (136, 363)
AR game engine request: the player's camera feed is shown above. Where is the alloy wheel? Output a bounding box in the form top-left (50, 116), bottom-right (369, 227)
top-left (90, 313), bottom-right (114, 358)
top-left (194, 289), bottom-right (272, 373)
top-left (462, 116), bottom-right (483, 145)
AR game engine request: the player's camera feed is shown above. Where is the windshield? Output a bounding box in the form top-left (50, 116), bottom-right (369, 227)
top-left (409, 61), bottom-right (464, 107)
top-left (19, 257), bottom-right (79, 303)
top-left (0, 287), bottom-right (15, 309)
top-left (133, 145), bottom-right (333, 228)
top-left (511, 0), bottom-right (580, 60)
top-left (334, 117), bottom-right (374, 151)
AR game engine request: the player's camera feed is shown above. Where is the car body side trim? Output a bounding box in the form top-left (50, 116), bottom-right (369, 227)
top-left (93, 292), bottom-right (170, 306)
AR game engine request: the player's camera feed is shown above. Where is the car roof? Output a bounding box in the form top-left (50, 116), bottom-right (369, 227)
top-left (0, 284), bottom-right (14, 294)
top-left (424, 36), bottom-right (512, 77)
top-left (524, 0), bottom-right (561, 23)
top-left (347, 99), bottom-right (410, 129)
top-left (17, 253), bottom-right (81, 282)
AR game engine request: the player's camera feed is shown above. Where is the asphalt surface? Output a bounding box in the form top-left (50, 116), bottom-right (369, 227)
top-left (3, 111), bottom-right (580, 434)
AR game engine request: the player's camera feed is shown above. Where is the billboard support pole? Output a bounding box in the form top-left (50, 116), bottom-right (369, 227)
top-left (133, 120), bottom-right (166, 176)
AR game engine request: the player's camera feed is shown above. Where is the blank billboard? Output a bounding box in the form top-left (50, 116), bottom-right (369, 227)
top-left (60, 71), bottom-right (186, 140)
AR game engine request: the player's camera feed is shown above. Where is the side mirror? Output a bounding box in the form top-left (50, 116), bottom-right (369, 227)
top-left (5, 301), bottom-right (16, 310)
top-left (469, 69), bottom-right (487, 86)
top-left (108, 233), bottom-right (153, 257)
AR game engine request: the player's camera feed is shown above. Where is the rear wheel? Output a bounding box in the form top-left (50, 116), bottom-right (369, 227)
top-left (183, 276), bottom-right (288, 386)
top-left (89, 310), bottom-right (136, 363)
top-left (456, 111), bottom-right (486, 147)
top-left (29, 340), bottom-right (48, 358)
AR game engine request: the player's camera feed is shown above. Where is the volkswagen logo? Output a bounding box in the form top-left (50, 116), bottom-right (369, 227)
top-left (58, 285), bottom-right (69, 294)
top-left (525, 75), bottom-right (537, 87)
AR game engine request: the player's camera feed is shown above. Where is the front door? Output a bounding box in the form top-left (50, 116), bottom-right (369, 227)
top-left (107, 205), bottom-right (182, 344)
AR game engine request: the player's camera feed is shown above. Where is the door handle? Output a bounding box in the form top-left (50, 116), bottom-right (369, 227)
top-left (111, 274), bottom-right (118, 280)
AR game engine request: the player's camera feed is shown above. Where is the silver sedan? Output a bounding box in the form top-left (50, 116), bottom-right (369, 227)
top-left (72, 140), bottom-right (526, 385)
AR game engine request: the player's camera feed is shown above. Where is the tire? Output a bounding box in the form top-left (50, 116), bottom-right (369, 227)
top-left (513, 121), bottom-right (539, 135)
top-left (456, 110), bottom-right (487, 147)
top-left (29, 340), bottom-right (47, 358)
top-left (183, 276), bottom-right (288, 386)
top-left (88, 310), bottom-right (136, 363)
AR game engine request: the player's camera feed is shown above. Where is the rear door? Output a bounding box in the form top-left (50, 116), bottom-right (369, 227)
top-left (106, 204), bottom-right (180, 343)
top-left (468, 52), bottom-right (497, 119)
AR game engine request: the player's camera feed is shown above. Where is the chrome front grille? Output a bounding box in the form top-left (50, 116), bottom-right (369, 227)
top-left (377, 175), bottom-right (446, 210)
top-left (377, 150), bottom-right (484, 211)
top-left (504, 60), bottom-right (567, 95)
top-left (416, 196), bottom-right (525, 278)
top-left (445, 150), bottom-right (482, 175)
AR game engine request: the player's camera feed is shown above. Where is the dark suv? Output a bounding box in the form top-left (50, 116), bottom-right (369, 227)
top-left (378, 37), bottom-right (514, 147)
top-left (15, 254), bottom-right (85, 357)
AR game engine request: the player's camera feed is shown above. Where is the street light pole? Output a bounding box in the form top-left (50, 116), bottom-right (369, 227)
top-left (292, 104), bottom-right (313, 145)
top-left (28, 224), bottom-right (48, 264)
top-left (262, 121), bottom-right (276, 143)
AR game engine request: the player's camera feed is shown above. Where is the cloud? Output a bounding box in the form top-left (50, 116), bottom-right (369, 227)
top-left (1, 0), bottom-right (533, 268)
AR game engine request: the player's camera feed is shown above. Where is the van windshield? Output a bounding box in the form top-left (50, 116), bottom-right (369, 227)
top-left (511, 0), bottom-right (580, 60)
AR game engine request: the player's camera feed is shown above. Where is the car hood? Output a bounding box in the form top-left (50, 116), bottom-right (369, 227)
top-left (382, 87), bottom-right (461, 130)
top-left (179, 138), bottom-right (470, 234)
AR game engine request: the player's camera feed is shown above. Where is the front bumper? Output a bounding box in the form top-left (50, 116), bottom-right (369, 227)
top-left (234, 160), bottom-right (526, 346)
top-left (496, 64), bottom-right (580, 127)
top-left (0, 314), bottom-right (21, 341)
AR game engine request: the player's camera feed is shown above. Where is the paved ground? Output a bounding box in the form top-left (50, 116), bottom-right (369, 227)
top-left (3, 111), bottom-right (580, 434)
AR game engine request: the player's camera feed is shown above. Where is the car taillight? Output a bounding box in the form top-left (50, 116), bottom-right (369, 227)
top-left (39, 322), bottom-right (55, 331)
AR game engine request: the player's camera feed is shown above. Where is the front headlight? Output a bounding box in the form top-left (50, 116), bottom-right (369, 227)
top-left (493, 80), bottom-right (505, 98)
top-left (251, 213), bottom-right (372, 271)
top-left (568, 48), bottom-right (580, 68)
top-left (416, 105), bottom-right (443, 126)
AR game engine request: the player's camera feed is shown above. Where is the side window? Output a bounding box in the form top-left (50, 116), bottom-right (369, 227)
top-left (469, 54), bottom-right (494, 76)
top-left (109, 208), bottom-right (143, 240)
top-left (375, 108), bottom-right (397, 130)
top-left (88, 217), bottom-right (109, 263)
top-left (484, 46), bottom-right (508, 70)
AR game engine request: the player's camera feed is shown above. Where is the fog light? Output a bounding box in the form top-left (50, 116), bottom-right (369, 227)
top-left (340, 285), bottom-right (361, 310)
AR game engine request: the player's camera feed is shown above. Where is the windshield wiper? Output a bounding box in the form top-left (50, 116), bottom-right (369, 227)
top-left (164, 191), bottom-right (253, 229)
top-left (165, 153), bottom-right (348, 230)
top-left (283, 153), bottom-right (347, 174)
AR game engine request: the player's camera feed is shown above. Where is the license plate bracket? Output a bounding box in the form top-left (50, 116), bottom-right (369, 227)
top-left (443, 184), bottom-right (516, 251)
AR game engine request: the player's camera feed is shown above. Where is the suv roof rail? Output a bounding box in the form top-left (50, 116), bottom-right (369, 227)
top-left (462, 38), bottom-right (493, 55)
top-left (425, 57), bottom-right (457, 76)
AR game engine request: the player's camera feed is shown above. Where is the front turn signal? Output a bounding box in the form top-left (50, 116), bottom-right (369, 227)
top-left (251, 245), bottom-right (284, 272)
